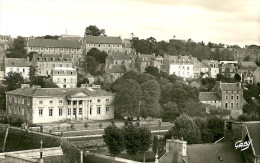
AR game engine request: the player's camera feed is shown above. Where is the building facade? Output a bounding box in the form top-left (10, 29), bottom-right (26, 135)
top-left (84, 35), bottom-right (123, 53)
top-left (5, 57), bottom-right (30, 80)
top-left (26, 39), bottom-right (83, 67)
top-left (52, 67), bottom-right (77, 88)
top-left (202, 60), bottom-right (219, 78)
top-left (6, 84), bottom-right (115, 124)
top-left (32, 53), bottom-right (73, 77)
top-left (167, 56), bottom-right (194, 79)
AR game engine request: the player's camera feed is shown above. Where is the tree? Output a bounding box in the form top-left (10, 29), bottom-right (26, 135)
top-left (85, 56), bottom-right (98, 75)
top-left (85, 25), bottom-right (105, 36)
top-left (0, 86), bottom-right (7, 111)
top-left (152, 136), bottom-right (164, 154)
top-left (4, 72), bottom-right (24, 91)
top-left (87, 48), bottom-right (108, 64)
top-left (103, 124), bottom-right (125, 156)
top-left (164, 114), bottom-right (201, 144)
top-left (144, 66), bottom-right (160, 78)
top-left (6, 36), bottom-right (27, 58)
top-left (194, 117), bottom-right (214, 143)
top-left (162, 101), bottom-right (179, 122)
top-left (234, 73), bottom-right (241, 82)
top-left (138, 127), bottom-right (152, 162)
top-left (207, 116), bottom-right (224, 142)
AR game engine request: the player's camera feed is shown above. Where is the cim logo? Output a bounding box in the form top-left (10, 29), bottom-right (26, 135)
top-left (235, 140), bottom-right (252, 151)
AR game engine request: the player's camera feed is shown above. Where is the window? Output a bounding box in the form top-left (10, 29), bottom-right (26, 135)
top-left (67, 64), bottom-right (69, 67)
top-left (39, 101), bottom-right (43, 104)
top-left (64, 78), bottom-right (66, 83)
top-left (225, 95), bottom-right (228, 100)
top-left (59, 108), bottom-right (62, 116)
top-left (236, 103), bottom-right (239, 108)
top-left (39, 109), bottom-right (43, 116)
top-left (9, 96), bottom-right (12, 102)
top-left (27, 99), bottom-right (30, 105)
top-left (106, 106), bottom-right (110, 113)
top-left (68, 108), bottom-right (71, 115)
top-left (79, 100), bottom-right (83, 105)
top-left (49, 109), bottom-right (53, 116)
top-left (231, 96), bottom-right (233, 100)
top-left (97, 99), bottom-right (101, 102)
top-left (49, 100), bottom-right (53, 104)
top-left (71, 48), bottom-right (74, 52)
top-left (231, 103), bottom-right (234, 108)
top-left (66, 48), bottom-right (69, 52)
top-left (22, 99), bottom-right (24, 104)
top-left (97, 107), bottom-right (101, 114)
top-left (225, 103), bottom-right (228, 108)
top-left (90, 107), bottom-right (92, 114)
top-left (59, 100), bottom-right (62, 104)
top-left (60, 64), bottom-right (62, 67)
top-left (237, 95), bottom-right (239, 100)
top-left (61, 48), bottom-right (64, 52)
top-left (90, 100), bottom-right (92, 103)
top-left (106, 99), bottom-right (109, 102)
top-left (71, 54), bottom-right (74, 58)
top-left (79, 108), bottom-right (82, 115)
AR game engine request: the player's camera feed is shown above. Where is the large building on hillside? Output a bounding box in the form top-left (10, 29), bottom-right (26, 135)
top-left (32, 53), bottom-right (73, 77)
top-left (166, 55), bottom-right (194, 79)
top-left (136, 53), bottom-right (166, 73)
top-left (199, 81), bottom-right (244, 119)
top-left (5, 57), bottom-right (31, 80)
top-left (26, 39), bottom-right (83, 67)
top-left (84, 35), bottom-right (123, 53)
top-left (6, 84), bottom-right (115, 124)
top-left (51, 67), bottom-right (77, 88)
top-left (202, 60), bottom-right (220, 78)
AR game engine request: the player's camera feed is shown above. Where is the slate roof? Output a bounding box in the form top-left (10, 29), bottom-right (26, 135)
top-left (220, 83), bottom-right (243, 91)
top-left (84, 35), bottom-right (122, 44)
top-left (168, 55), bottom-right (196, 64)
top-left (110, 52), bottom-right (136, 60)
top-left (6, 87), bottom-right (114, 97)
top-left (5, 58), bottom-right (30, 67)
top-left (186, 143), bottom-right (243, 163)
top-left (199, 92), bottom-right (221, 101)
top-left (27, 39), bottom-right (82, 48)
top-left (245, 122), bottom-right (260, 156)
top-left (194, 62), bottom-right (209, 68)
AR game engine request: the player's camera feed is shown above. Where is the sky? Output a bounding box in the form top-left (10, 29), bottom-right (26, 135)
top-left (0, 0), bottom-right (259, 47)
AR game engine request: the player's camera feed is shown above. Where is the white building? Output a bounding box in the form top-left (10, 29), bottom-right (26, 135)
top-left (5, 57), bottom-right (30, 80)
top-left (168, 56), bottom-right (194, 79)
top-left (52, 67), bottom-right (77, 88)
top-left (6, 84), bottom-right (115, 124)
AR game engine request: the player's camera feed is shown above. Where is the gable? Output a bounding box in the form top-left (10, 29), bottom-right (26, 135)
top-left (70, 92), bottom-right (89, 97)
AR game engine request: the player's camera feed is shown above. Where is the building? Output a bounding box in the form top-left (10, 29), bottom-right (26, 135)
top-left (26, 39), bottom-right (83, 67)
top-left (32, 53), bottom-right (73, 77)
top-left (136, 54), bottom-right (167, 73)
top-left (6, 84), bottom-right (115, 124)
top-left (85, 73), bottom-right (94, 85)
top-left (0, 46), bottom-right (6, 80)
top-left (51, 67), bottom-right (77, 88)
top-left (199, 92), bottom-right (221, 108)
top-left (199, 82), bottom-right (244, 119)
top-left (105, 65), bottom-right (127, 81)
top-left (5, 57), bottom-right (30, 80)
top-left (159, 138), bottom-right (243, 163)
top-left (105, 52), bottom-right (136, 71)
top-left (193, 61), bottom-right (209, 78)
top-left (239, 61), bottom-right (258, 84)
top-left (224, 121), bottom-right (260, 163)
top-left (220, 62), bottom-right (239, 78)
top-left (0, 35), bottom-right (12, 43)
top-left (167, 55), bottom-right (194, 79)
top-left (122, 39), bottom-right (133, 53)
top-left (202, 60), bottom-right (219, 78)
top-left (253, 67), bottom-right (260, 84)
top-left (84, 35), bottom-right (123, 53)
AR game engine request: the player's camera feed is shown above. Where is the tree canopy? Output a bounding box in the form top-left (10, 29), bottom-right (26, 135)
top-left (6, 36), bottom-right (27, 58)
top-left (4, 72), bottom-right (25, 91)
top-left (85, 25), bottom-right (106, 36)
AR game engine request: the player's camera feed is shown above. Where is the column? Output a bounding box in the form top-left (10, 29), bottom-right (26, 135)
top-left (82, 100), bottom-right (84, 120)
top-left (70, 100), bottom-right (73, 120)
top-left (76, 100), bottom-right (79, 120)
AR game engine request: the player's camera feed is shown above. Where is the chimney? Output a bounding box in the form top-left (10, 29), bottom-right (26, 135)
top-left (21, 84), bottom-right (30, 89)
top-left (164, 138), bottom-right (187, 163)
top-left (32, 85), bottom-right (41, 90)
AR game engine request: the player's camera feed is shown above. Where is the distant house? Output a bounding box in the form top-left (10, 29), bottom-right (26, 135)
top-left (32, 53), bottom-right (73, 77)
top-left (51, 67), bottom-right (77, 88)
top-left (202, 60), bottom-right (219, 78)
top-left (26, 38), bottom-right (83, 67)
top-left (0, 35), bottom-right (12, 43)
top-left (5, 57), bottom-right (30, 80)
top-left (220, 62), bottom-right (239, 78)
top-left (199, 81), bottom-right (244, 119)
top-left (105, 52), bottom-right (136, 71)
top-left (105, 65), bottom-right (126, 81)
top-left (193, 61), bottom-right (209, 78)
top-left (159, 138), bottom-right (243, 163)
top-left (84, 35), bottom-right (123, 53)
top-left (122, 39), bottom-right (133, 53)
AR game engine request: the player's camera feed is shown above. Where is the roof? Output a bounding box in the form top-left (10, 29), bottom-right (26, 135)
top-left (252, 99), bottom-right (260, 106)
top-left (27, 39), bottom-right (82, 48)
top-left (5, 58), bottom-right (30, 67)
top-left (84, 35), bottom-right (122, 44)
top-left (199, 92), bottom-right (221, 101)
top-left (109, 52), bottom-right (136, 60)
top-left (220, 83), bottom-right (243, 91)
top-left (194, 62), bottom-right (209, 68)
top-left (245, 122), bottom-right (260, 156)
top-left (186, 143), bottom-right (243, 163)
top-left (84, 73), bottom-right (94, 78)
top-left (107, 65), bottom-right (126, 73)
top-left (168, 55), bottom-right (196, 64)
top-left (138, 54), bottom-right (155, 62)
top-left (240, 61), bottom-right (257, 68)
top-left (53, 67), bottom-right (76, 71)
top-left (6, 87), bottom-right (114, 97)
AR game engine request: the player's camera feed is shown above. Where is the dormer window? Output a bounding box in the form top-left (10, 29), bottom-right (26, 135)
top-left (45, 57), bottom-right (48, 61)
top-left (52, 57), bottom-right (55, 61)
top-left (71, 71), bottom-right (73, 75)
top-left (58, 71), bottom-right (60, 74)
top-left (12, 62), bottom-right (15, 66)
